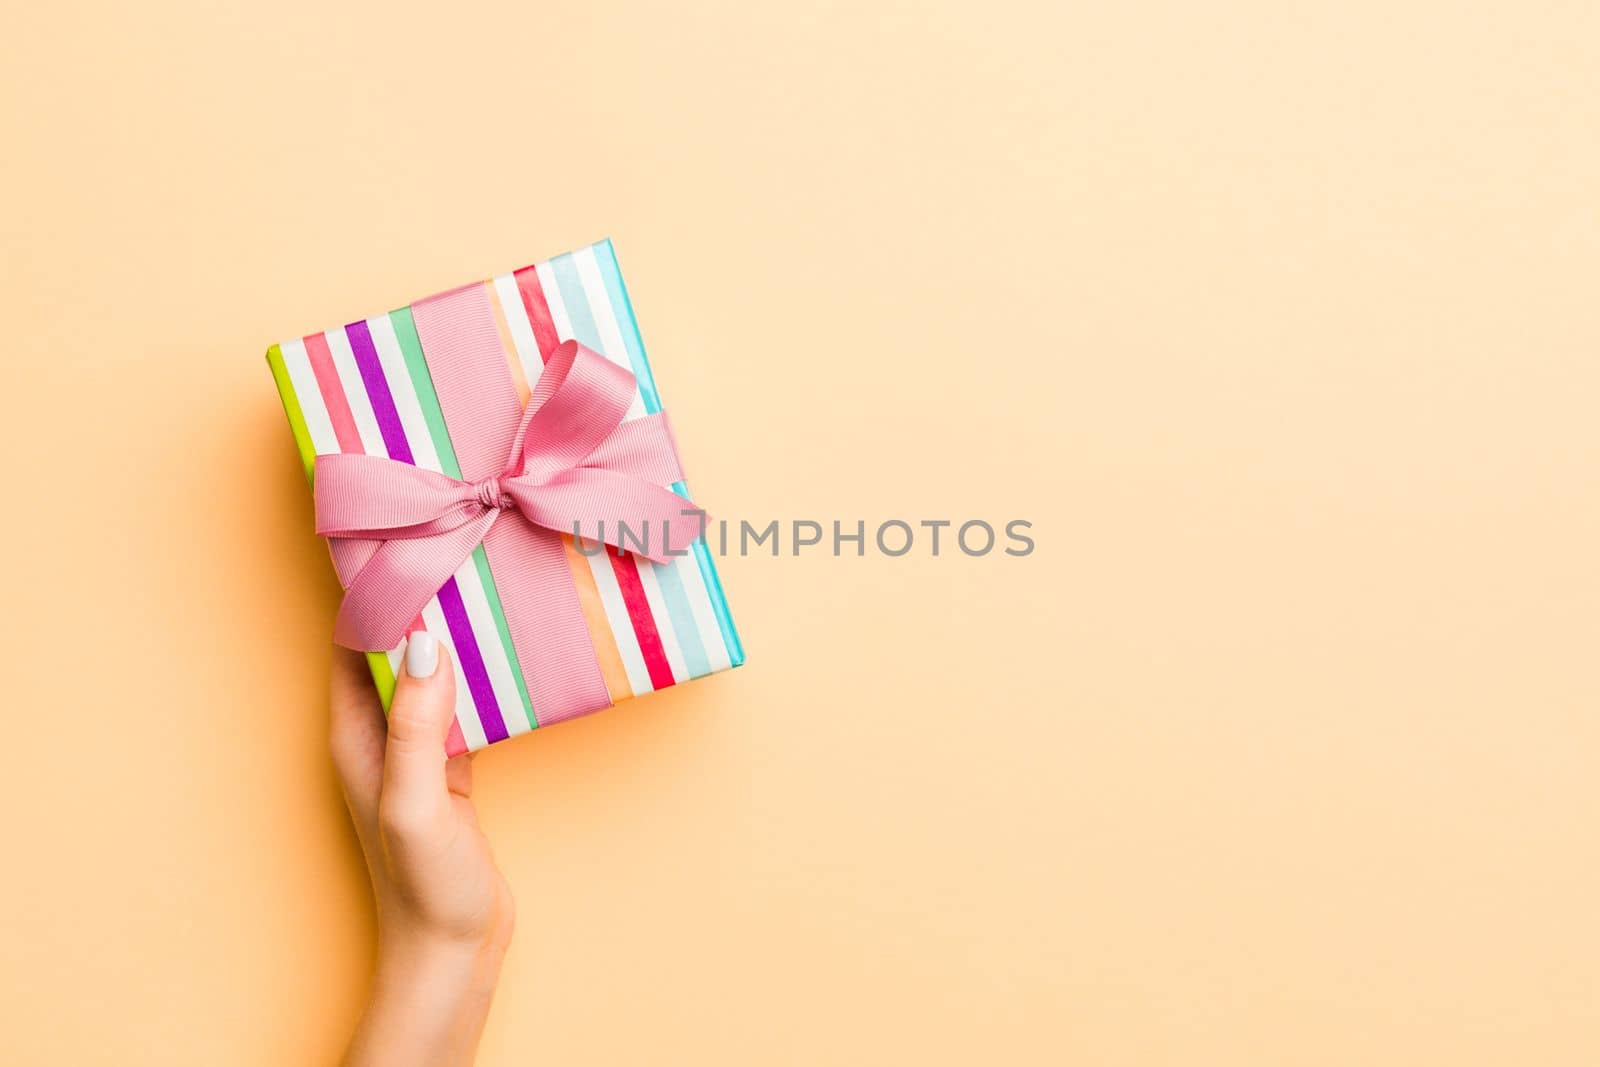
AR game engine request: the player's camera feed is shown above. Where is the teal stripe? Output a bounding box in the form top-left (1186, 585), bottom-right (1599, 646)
top-left (389, 306), bottom-right (538, 728)
top-left (593, 239), bottom-right (745, 668)
top-left (591, 240), bottom-right (663, 411)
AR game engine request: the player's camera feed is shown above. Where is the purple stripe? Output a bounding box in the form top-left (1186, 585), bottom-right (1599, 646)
top-left (347, 318), bottom-right (503, 742)
top-left (345, 319), bottom-right (415, 464)
top-left (436, 576), bottom-right (508, 743)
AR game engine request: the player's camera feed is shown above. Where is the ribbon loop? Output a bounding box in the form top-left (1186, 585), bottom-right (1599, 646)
top-left (512, 339), bottom-right (638, 483)
top-left (313, 341), bottom-right (701, 651)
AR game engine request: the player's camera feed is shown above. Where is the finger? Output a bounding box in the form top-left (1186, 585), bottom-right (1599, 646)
top-left (379, 631), bottom-right (456, 834)
top-left (329, 645), bottom-right (386, 826)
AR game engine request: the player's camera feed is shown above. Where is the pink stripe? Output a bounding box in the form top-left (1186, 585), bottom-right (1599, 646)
top-left (306, 331), bottom-right (378, 586)
top-left (303, 332), bottom-right (362, 452)
top-left (410, 285), bottom-right (612, 724)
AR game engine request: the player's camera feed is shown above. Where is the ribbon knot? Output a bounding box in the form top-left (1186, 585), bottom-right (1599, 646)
top-left (312, 339), bottom-right (702, 651)
top-left (473, 477), bottom-right (510, 511)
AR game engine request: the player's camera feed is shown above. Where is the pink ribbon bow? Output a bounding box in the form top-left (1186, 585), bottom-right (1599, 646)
top-left (314, 339), bottom-right (701, 651)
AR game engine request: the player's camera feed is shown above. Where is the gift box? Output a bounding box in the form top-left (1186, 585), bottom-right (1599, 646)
top-left (266, 238), bottom-right (744, 755)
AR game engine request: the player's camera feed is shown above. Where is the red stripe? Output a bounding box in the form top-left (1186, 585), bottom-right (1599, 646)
top-left (518, 264), bottom-right (671, 693)
top-left (303, 332), bottom-right (363, 452)
top-left (606, 546), bottom-right (675, 690)
top-left (513, 266), bottom-right (561, 359)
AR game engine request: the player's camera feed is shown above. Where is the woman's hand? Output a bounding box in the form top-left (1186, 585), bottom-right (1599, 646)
top-left (330, 633), bottom-right (515, 1067)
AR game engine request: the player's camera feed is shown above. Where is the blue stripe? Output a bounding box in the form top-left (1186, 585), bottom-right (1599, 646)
top-left (594, 239), bottom-right (745, 668)
top-left (650, 550), bottom-right (711, 677)
top-left (554, 245), bottom-right (720, 677)
top-left (549, 253), bottom-right (604, 352)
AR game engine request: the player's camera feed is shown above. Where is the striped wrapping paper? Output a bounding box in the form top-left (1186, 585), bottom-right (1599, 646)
top-left (267, 238), bottom-right (744, 755)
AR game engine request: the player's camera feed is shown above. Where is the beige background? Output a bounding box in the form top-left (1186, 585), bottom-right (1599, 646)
top-left (2, 1), bottom-right (1597, 1063)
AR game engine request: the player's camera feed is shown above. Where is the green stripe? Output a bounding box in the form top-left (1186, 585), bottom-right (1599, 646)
top-left (266, 344), bottom-right (317, 481)
top-left (390, 308), bottom-right (463, 478)
top-left (267, 344), bottom-right (398, 705)
top-left (470, 547), bottom-right (534, 721)
top-left (365, 650), bottom-right (398, 708)
top-left (390, 306), bottom-right (537, 729)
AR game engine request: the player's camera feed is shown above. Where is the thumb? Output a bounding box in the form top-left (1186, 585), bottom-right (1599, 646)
top-left (380, 631), bottom-right (457, 829)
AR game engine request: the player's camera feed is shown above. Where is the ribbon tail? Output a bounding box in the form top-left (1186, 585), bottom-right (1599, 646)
top-left (328, 535), bottom-right (380, 589)
top-left (481, 522), bottom-right (612, 725)
top-left (332, 514), bottom-right (496, 650)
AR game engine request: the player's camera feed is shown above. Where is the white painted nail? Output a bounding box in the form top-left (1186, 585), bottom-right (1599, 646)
top-left (405, 631), bottom-right (439, 678)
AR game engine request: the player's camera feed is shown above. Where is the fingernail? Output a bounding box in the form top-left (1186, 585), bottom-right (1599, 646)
top-left (405, 631), bottom-right (439, 678)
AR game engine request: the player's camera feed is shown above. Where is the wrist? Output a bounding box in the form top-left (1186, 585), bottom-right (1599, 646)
top-left (379, 921), bottom-right (509, 989)
top-left (345, 924), bottom-right (510, 1067)
top-left (374, 921), bottom-right (510, 1029)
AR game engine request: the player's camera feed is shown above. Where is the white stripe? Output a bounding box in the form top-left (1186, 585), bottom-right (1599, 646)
top-left (534, 261), bottom-right (573, 341)
top-left (569, 259), bottom-right (731, 673)
top-left (322, 326), bottom-right (386, 455)
top-left (633, 560), bottom-right (688, 682)
top-left (452, 558), bottom-right (531, 735)
top-left (278, 339), bottom-right (337, 455)
top-left (366, 315), bottom-right (442, 472)
top-left (492, 273), bottom-right (543, 379)
top-left (676, 552), bottom-right (732, 674)
top-left (584, 549), bottom-right (653, 695)
top-left (564, 253), bottom-right (643, 418)
top-left (419, 602), bottom-right (487, 751)
top-left (573, 246), bottom-right (635, 370)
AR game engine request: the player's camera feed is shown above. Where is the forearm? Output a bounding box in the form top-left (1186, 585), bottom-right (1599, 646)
top-left (331, 640), bottom-right (515, 1067)
top-left (344, 931), bottom-right (508, 1067)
